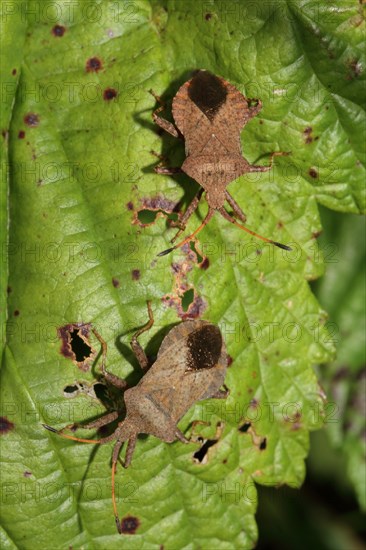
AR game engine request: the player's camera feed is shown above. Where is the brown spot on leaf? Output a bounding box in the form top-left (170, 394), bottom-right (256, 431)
top-left (112, 277), bottom-right (120, 288)
top-left (126, 201), bottom-right (134, 211)
top-left (142, 195), bottom-right (179, 213)
top-left (86, 57), bottom-right (102, 72)
top-left (205, 12), bottom-right (212, 20)
top-left (0, 417), bottom-right (14, 434)
top-left (52, 25), bottom-right (66, 37)
top-left (134, 196), bottom-right (180, 227)
top-left (58, 323), bottom-right (95, 371)
top-left (119, 515), bottom-right (140, 534)
top-left (12, 69), bottom-right (17, 75)
top-left (24, 113), bottom-right (39, 127)
top-left (23, 471), bottom-right (32, 478)
top-left (227, 354), bottom-right (233, 367)
top-left (18, 130), bottom-right (25, 139)
top-left (309, 168), bottom-right (318, 179)
top-left (13, 310), bottom-right (20, 317)
top-left (200, 257), bottom-right (209, 270)
top-left (131, 269), bottom-right (140, 281)
top-left (2, 130), bottom-right (8, 140)
top-left (303, 126), bottom-right (314, 144)
top-left (346, 58), bottom-right (362, 80)
top-left (312, 230), bottom-right (322, 239)
top-left (103, 88), bottom-right (118, 101)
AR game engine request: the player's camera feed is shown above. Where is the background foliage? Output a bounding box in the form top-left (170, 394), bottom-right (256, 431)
top-left (1, 1), bottom-right (364, 548)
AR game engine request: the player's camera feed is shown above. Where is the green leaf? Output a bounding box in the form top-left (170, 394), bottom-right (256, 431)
top-left (312, 207), bottom-right (366, 510)
top-left (1, 1), bottom-right (363, 548)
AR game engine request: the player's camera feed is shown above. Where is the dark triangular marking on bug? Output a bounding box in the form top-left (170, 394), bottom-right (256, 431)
top-left (188, 70), bottom-right (227, 121)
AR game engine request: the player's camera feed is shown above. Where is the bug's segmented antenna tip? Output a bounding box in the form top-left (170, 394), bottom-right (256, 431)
top-left (273, 241), bottom-right (292, 251)
top-left (115, 516), bottom-right (122, 534)
top-left (157, 247), bottom-right (175, 257)
top-left (42, 424), bottom-right (58, 433)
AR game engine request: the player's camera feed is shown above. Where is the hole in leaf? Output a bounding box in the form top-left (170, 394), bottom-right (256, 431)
top-left (181, 288), bottom-right (194, 312)
top-left (238, 422), bottom-right (251, 433)
top-left (260, 437), bottom-right (267, 450)
top-left (193, 438), bottom-right (217, 463)
top-left (137, 209), bottom-right (157, 224)
top-left (70, 330), bottom-right (92, 362)
top-left (63, 384), bottom-right (80, 394)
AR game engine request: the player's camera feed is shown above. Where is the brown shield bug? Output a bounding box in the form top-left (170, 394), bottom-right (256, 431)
top-left (43, 302), bottom-right (228, 533)
top-left (149, 70), bottom-right (291, 255)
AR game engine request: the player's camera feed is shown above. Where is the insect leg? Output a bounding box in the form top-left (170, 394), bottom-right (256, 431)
top-left (174, 428), bottom-right (190, 444)
top-left (225, 190), bottom-right (247, 222)
top-left (248, 151), bottom-right (290, 172)
top-left (158, 207), bottom-right (215, 256)
top-left (92, 328), bottom-right (128, 389)
top-left (246, 98), bottom-right (263, 120)
top-left (150, 150), bottom-right (183, 175)
top-left (210, 386), bottom-right (230, 399)
top-left (218, 207), bottom-right (291, 251)
top-left (56, 411), bottom-right (119, 435)
top-left (149, 89), bottom-right (180, 138)
top-left (130, 300), bottom-right (154, 372)
top-left (124, 435), bottom-right (137, 468)
top-left (170, 188), bottom-right (204, 241)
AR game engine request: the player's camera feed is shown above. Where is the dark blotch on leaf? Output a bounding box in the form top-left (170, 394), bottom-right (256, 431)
top-left (303, 126), bottom-right (313, 144)
top-left (205, 13), bottom-right (212, 20)
top-left (24, 113), bottom-right (39, 127)
top-left (14, 310), bottom-right (20, 317)
top-left (127, 201), bottom-right (134, 210)
top-left (0, 417), bottom-right (14, 434)
top-left (309, 168), bottom-right (318, 179)
top-left (12, 68), bottom-right (17, 75)
top-left (86, 57), bottom-right (102, 72)
top-left (120, 515), bottom-right (140, 534)
top-left (188, 71), bottom-right (227, 121)
top-left (260, 437), bottom-right (267, 450)
top-left (131, 269), bottom-right (140, 281)
top-left (18, 130), bottom-right (25, 139)
top-left (112, 277), bottom-right (120, 288)
top-left (103, 88), bottom-right (118, 101)
top-left (200, 257), bottom-right (209, 270)
top-left (186, 325), bottom-right (222, 371)
top-left (52, 24), bottom-right (66, 37)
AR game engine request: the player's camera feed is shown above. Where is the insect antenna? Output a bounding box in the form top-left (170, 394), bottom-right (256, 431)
top-left (111, 440), bottom-right (124, 533)
top-left (42, 424), bottom-right (116, 444)
top-left (218, 207), bottom-right (292, 251)
top-left (158, 208), bottom-right (215, 256)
